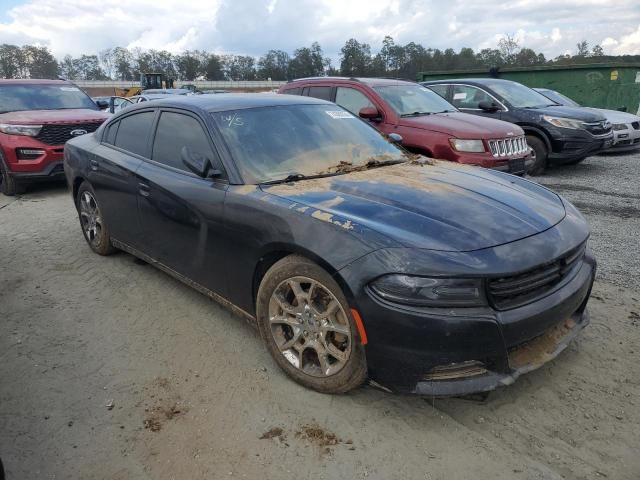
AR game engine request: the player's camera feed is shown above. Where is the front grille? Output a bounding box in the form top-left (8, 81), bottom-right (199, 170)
top-left (35, 122), bottom-right (103, 145)
top-left (488, 244), bottom-right (586, 310)
top-left (488, 135), bottom-right (528, 158)
top-left (632, 121), bottom-right (639, 130)
top-left (584, 121), bottom-right (612, 136)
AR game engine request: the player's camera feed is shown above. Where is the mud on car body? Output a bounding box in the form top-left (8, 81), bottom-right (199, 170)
top-left (64, 93), bottom-right (596, 396)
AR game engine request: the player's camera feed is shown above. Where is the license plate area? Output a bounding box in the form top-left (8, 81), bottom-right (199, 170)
top-left (509, 158), bottom-right (526, 174)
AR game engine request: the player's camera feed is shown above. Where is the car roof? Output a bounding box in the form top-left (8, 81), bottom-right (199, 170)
top-left (422, 78), bottom-right (516, 86)
top-left (142, 88), bottom-right (191, 95)
top-left (126, 93), bottom-right (334, 113)
top-left (0, 79), bottom-right (72, 86)
top-left (286, 77), bottom-right (417, 87)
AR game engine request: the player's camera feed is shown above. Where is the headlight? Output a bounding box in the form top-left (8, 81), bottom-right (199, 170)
top-left (370, 274), bottom-right (485, 307)
top-left (542, 116), bottom-right (585, 130)
top-left (612, 123), bottom-right (628, 131)
top-left (449, 139), bottom-right (486, 153)
top-left (0, 123), bottom-right (43, 136)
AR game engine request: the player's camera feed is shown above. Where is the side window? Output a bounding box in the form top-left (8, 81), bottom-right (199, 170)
top-left (307, 86), bottom-right (332, 101)
top-left (427, 84), bottom-right (449, 99)
top-left (282, 87), bottom-right (302, 96)
top-left (113, 111), bottom-right (155, 156)
top-left (152, 111), bottom-right (215, 173)
top-left (451, 85), bottom-right (494, 109)
top-left (335, 87), bottom-right (375, 115)
top-left (104, 121), bottom-right (119, 145)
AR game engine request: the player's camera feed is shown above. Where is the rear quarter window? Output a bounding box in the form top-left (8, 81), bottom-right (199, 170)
top-left (103, 121), bottom-right (119, 145)
top-left (281, 87), bottom-right (302, 96)
top-left (113, 111), bottom-right (155, 157)
top-left (306, 86), bottom-right (333, 101)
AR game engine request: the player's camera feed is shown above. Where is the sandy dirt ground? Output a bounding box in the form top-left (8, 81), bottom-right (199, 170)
top-left (1, 153), bottom-right (639, 479)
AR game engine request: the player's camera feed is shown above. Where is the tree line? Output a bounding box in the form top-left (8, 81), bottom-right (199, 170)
top-left (1, 36), bottom-right (638, 82)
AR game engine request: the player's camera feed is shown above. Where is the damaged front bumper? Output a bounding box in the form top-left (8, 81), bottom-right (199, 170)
top-left (413, 313), bottom-right (589, 396)
top-left (343, 244), bottom-right (596, 397)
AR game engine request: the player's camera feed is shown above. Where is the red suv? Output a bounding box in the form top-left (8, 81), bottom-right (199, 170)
top-left (0, 79), bottom-right (110, 196)
top-left (279, 78), bottom-right (533, 174)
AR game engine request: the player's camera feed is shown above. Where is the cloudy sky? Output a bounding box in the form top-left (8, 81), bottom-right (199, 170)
top-left (0, 0), bottom-right (639, 62)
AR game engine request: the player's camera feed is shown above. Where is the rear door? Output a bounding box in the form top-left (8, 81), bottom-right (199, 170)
top-left (89, 109), bottom-right (155, 247)
top-left (135, 108), bottom-right (229, 295)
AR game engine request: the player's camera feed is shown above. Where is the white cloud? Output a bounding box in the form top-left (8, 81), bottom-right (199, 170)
top-left (0, 0), bottom-right (638, 61)
top-left (612, 24), bottom-right (640, 55)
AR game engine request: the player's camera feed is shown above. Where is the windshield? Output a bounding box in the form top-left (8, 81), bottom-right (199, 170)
top-left (536, 89), bottom-right (580, 107)
top-left (211, 104), bottom-right (410, 184)
top-left (484, 81), bottom-right (558, 109)
top-left (374, 84), bottom-right (457, 116)
top-left (0, 84), bottom-right (99, 113)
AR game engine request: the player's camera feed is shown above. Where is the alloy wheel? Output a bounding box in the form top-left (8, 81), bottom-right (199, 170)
top-left (79, 191), bottom-right (104, 247)
top-left (268, 276), bottom-right (352, 377)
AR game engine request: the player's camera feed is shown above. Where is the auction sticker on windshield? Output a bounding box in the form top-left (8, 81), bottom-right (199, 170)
top-left (326, 110), bottom-right (354, 119)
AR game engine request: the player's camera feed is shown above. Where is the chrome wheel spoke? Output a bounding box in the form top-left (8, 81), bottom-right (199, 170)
top-left (268, 275), bottom-right (353, 378)
top-left (326, 323), bottom-right (349, 336)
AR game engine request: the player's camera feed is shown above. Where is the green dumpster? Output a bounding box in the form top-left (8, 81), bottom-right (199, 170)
top-left (418, 63), bottom-right (640, 115)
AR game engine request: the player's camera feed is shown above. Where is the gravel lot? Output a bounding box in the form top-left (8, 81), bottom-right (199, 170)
top-left (1, 151), bottom-right (639, 479)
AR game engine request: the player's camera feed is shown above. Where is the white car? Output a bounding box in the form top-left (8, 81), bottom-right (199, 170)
top-left (535, 88), bottom-right (640, 152)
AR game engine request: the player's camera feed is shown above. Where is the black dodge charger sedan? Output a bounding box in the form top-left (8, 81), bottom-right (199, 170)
top-left (64, 94), bottom-right (596, 396)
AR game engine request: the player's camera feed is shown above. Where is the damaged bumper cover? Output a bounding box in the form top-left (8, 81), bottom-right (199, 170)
top-left (339, 210), bottom-right (596, 396)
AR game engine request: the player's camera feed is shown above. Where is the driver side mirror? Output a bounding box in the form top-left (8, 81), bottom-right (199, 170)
top-left (478, 101), bottom-right (501, 112)
top-left (181, 146), bottom-right (221, 178)
top-left (95, 99), bottom-right (109, 110)
top-left (359, 106), bottom-right (382, 122)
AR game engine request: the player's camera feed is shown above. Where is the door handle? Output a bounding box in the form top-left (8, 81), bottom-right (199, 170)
top-left (138, 182), bottom-right (150, 197)
top-left (89, 159), bottom-right (99, 171)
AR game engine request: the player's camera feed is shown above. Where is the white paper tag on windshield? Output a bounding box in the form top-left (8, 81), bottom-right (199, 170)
top-left (60, 87), bottom-right (80, 92)
top-left (453, 92), bottom-right (467, 100)
top-left (326, 110), bottom-right (353, 119)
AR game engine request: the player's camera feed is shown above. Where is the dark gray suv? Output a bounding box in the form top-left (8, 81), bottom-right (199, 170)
top-left (422, 78), bottom-right (613, 174)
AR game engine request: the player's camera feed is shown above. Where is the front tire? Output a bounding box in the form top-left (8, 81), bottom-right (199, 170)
top-left (76, 181), bottom-right (116, 256)
top-left (526, 135), bottom-right (548, 176)
top-left (256, 255), bottom-right (367, 394)
top-left (0, 152), bottom-right (24, 196)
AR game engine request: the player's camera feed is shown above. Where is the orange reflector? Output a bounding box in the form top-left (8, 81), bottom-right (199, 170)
top-left (350, 308), bottom-right (368, 345)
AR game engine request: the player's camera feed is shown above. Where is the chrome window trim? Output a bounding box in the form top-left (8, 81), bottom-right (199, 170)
top-left (437, 83), bottom-right (510, 112)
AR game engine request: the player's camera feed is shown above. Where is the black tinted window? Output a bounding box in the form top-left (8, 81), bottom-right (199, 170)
top-left (282, 87), bottom-right (302, 95)
top-left (152, 112), bottom-right (214, 172)
top-left (104, 121), bottom-right (119, 145)
top-left (114, 111), bottom-right (155, 156)
top-left (307, 86), bottom-right (332, 101)
top-left (427, 84), bottom-right (449, 98)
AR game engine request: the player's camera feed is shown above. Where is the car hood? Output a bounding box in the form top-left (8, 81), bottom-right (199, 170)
top-left (398, 111), bottom-right (524, 138)
top-left (263, 161), bottom-right (566, 251)
top-left (587, 108), bottom-right (640, 124)
top-left (0, 109), bottom-right (109, 125)
top-left (529, 105), bottom-right (607, 122)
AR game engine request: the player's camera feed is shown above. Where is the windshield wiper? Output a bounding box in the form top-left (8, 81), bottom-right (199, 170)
top-left (401, 111), bottom-right (432, 117)
top-left (433, 110), bottom-right (456, 114)
top-left (260, 172), bottom-right (338, 185)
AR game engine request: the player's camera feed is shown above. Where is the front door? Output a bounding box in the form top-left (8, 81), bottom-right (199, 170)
top-left (135, 109), bottom-right (228, 296)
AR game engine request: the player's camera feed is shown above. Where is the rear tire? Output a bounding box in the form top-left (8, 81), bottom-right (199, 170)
top-left (76, 181), bottom-right (116, 256)
top-left (0, 152), bottom-right (24, 196)
top-left (526, 135), bottom-right (548, 176)
top-left (256, 255), bottom-right (367, 394)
